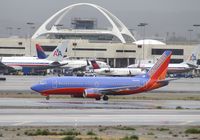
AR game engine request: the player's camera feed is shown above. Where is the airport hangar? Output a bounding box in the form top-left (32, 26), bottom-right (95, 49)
top-left (0, 3), bottom-right (199, 69)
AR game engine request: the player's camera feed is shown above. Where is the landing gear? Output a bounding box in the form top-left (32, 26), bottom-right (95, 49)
top-left (45, 95), bottom-right (50, 100)
top-left (95, 97), bottom-right (101, 101)
top-left (103, 95), bottom-right (109, 101)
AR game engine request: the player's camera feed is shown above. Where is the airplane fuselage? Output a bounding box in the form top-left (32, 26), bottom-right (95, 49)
top-left (31, 75), bottom-right (167, 97)
top-left (94, 68), bottom-right (145, 76)
top-left (1, 57), bottom-right (51, 68)
top-left (128, 63), bottom-right (192, 74)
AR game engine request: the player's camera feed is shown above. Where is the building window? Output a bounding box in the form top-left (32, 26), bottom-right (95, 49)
top-left (197, 59), bottom-right (200, 65)
top-left (138, 45), bottom-right (142, 48)
top-left (0, 46), bottom-right (25, 49)
top-left (170, 59), bottom-right (183, 63)
top-left (0, 54), bottom-right (24, 56)
top-left (152, 49), bottom-right (184, 55)
top-left (72, 48), bottom-right (106, 51)
top-left (73, 42), bottom-right (77, 46)
top-left (116, 50), bottom-right (136, 53)
top-left (129, 58), bottom-right (135, 65)
top-left (18, 42), bottom-right (23, 45)
top-left (116, 58), bottom-right (128, 68)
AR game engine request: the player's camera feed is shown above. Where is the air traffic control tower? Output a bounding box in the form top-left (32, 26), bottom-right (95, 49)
top-left (71, 18), bottom-right (97, 29)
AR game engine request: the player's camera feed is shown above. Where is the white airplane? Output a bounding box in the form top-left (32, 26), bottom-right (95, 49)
top-left (90, 60), bottom-right (145, 76)
top-left (128, 47), bottom-right (199, 74)
top-left (128, 63), bottom-right (196, 74)
top-left (0, 41), bottom-right (68, 74)
top-left (36, 43), bottom-right (109, 73)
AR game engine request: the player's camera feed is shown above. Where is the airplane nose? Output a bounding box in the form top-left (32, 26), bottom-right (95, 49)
top-left (31, 84), bottom-right (40, 93)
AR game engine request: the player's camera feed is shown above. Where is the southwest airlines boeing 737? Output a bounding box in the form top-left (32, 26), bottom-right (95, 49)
top-left (31, 51), bottom-right (172, 101)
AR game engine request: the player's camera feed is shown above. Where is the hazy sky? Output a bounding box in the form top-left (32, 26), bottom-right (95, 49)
top-left (0, 0), bottom-right (200, 39)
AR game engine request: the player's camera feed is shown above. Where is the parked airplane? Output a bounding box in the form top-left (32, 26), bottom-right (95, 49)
top-left (128, 49), bottom-right (198, 74)
top-left (31, 50), bottom-right (172, 101)
top-left (90, 60), bottom-right (145, 76)
top-left (128, 63), bottom-right (196, 74)
top-left (36, 44), bottom-right (108, 72)
top-left (0, 41), bottom-right (68, 74)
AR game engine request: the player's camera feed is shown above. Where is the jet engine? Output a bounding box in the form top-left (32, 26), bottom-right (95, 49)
top-left (83, 88), bottom-right (102, 100)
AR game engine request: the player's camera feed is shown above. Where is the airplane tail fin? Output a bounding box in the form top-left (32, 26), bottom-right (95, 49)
top-left (186, 44), bottom-right (200, 66)
top-left (36, 44), bottom-right (47, 59)
top-left (90, 60), bottom-right (101, 69)
top-left (147, 51), bottom-right (172, 80)
top-left (47, 41), bottom-right (68, 62)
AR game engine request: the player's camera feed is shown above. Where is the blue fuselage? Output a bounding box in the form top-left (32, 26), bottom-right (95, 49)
top-left (31, 75), bottom-right (150, 96)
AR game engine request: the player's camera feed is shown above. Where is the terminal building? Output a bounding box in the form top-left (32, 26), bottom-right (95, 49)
top-left (0, 3), bottom-right (199, 69)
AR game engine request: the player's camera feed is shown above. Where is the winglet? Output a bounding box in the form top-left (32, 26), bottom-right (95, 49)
top-left (47, 41), bottom-right (68, 62)
top-left (36, 44), bottom-right (47, 59)
top-left (147, 51), bottom-right (172, 80)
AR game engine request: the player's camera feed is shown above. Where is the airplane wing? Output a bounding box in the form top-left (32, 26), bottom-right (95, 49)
top-left (63, 65), bottom-right (88, 72)
top-left (71, 65), bottom-right (87, 72)
top-left (100, 86), bottom-right (134, 95)
top-left (87, 78), bottom-right (177, 96)
top-left (92, 86), bottom-right (137, 95)
top-left (0, 62), bottom-right (11, 69)
top-left (186, 63), bottom-right (198, 69)
top-left (0, 62), bottom-right (17, 70)
top-left (0, 62), bottom-right (21, 74)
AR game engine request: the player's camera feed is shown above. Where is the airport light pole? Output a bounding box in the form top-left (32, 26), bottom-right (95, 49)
top-left (17, 28), bottom-right (21, 38)
top-left (6, 27), bottom-right (13, 37)
top-left (138, 23), bottom-right (148, 59)
top-left (193, 24), bottom-right (200, 42)
top-left (188, 29), bottom-right (193, 45)
top-left (165, 32), bottom-right (169, 44)
top-left (27, 22), bottom-right (34, 56)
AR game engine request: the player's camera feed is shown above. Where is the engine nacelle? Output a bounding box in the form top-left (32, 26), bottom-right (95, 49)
top-left (83, 88), bottom-right (102, 99)
top-left (104, 69), bottom-right (111, 73)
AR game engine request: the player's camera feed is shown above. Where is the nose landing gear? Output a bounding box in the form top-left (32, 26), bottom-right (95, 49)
top-left (45, 95), bottom-right (50, 100)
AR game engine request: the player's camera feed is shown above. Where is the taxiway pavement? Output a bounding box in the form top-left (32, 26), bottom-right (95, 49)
top-left (0, 98), bottom-right (200, 109)
top-left (0, 109), bottom-right (199, 126)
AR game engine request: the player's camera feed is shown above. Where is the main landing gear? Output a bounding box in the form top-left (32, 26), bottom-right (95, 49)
top-left (45, 95), bottom-right (50, 100)
top-left (95, 95), bottom-right (109, 101)
top-left (102, 95), bottom-right (109, 101)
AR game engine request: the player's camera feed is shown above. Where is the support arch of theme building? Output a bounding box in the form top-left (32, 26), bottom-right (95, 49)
top-left (32, 3), bottom-right (136, 43)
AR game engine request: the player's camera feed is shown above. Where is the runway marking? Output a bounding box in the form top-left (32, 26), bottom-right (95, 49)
top-left (179, 121), bottom-right (194, 125)
top-left (13, 121), bottom-right (31, 126)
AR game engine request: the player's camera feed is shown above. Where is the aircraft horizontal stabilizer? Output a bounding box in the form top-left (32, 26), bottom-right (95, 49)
top-left (156, 78), bottom-right (177, 85)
